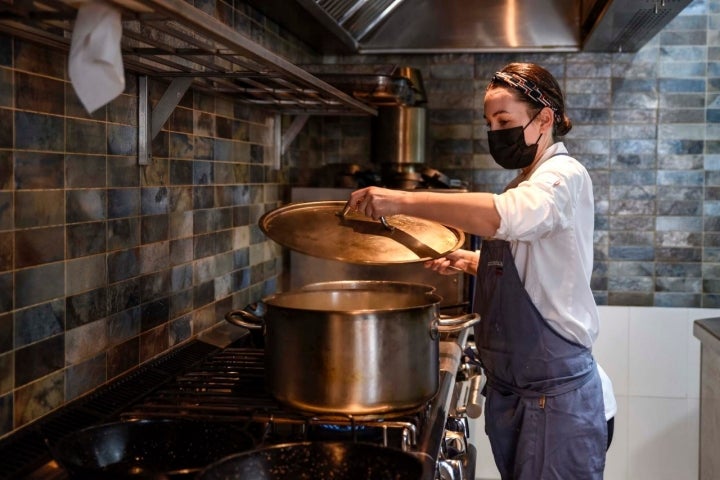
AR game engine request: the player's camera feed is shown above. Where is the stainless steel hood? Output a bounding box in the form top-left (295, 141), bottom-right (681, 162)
top-left (245, 0), bottom-right (692, 53)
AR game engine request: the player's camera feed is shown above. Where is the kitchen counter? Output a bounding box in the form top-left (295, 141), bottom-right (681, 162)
top-left (694, 317), bottom-right (720, 480)
top-left (695, 317), bottom-right (720, 350)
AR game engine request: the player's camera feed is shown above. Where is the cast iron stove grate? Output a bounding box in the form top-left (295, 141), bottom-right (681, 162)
top-left (0, 340), bottom-right (219, 480)
top-left (124, 347), bottom-right (425, 451)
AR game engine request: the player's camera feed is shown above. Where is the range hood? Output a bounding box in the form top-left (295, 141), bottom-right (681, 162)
top-left (245, 0), bottom-right (692, 54)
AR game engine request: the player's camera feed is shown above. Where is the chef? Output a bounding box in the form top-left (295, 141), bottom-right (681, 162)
top-left (349, 62), bottom-right (616, 479)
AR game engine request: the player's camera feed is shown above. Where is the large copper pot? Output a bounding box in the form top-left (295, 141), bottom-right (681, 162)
top-left (226, 280), bottom-right (478, 417)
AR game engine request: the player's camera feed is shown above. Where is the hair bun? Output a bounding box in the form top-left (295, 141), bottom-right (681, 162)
top-left (556, 115), bottom-right (572, 137)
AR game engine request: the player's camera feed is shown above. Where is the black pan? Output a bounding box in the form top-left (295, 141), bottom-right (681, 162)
top-left (50, 418), bottom-right (256, 479)
top-left (197, 441), bottom-right (425, 480)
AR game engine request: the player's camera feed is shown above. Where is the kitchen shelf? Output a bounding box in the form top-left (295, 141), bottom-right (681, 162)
top-left (0, 0), bottom-right (377, 116)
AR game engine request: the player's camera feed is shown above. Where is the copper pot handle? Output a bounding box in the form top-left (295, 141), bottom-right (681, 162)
top-left (436, 313), bottom-right (480, 333)
top-left (225, 310), bottom-right (264, 330)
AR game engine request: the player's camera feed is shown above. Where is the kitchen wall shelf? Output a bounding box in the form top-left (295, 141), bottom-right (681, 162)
top-left (0, 0), bottom-right (377, 117)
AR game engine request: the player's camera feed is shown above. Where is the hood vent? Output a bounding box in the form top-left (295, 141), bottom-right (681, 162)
top-left (583, 0), bottom-right (692, 52)
top-left (247, 0), bottom-right (691, 53)
top-left (311, 0), bottom-right (405, 43)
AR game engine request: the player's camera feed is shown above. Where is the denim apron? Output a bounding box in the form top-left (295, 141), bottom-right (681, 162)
top-left (475, 239), bottom-right (606, 479)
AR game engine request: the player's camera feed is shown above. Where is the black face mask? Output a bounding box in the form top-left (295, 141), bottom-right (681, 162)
top-left (487, 113), bottom-right (542, 170)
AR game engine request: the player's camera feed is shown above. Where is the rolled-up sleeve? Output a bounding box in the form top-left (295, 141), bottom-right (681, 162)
top-left (493, 161), bottom-right (582, 242)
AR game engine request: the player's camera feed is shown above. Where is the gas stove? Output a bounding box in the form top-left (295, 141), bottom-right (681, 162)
top-left (1, 325), bottom-right (481, 480)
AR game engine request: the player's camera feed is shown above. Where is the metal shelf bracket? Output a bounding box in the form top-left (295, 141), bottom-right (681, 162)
top-left (282, 115), bottom-right (310, 156)
top-left (269, 114), bottom-right (310, 170)
top-left (138, 75), bottom-right (310, 167)
top-left (138, 75), bottom-right (194, 165)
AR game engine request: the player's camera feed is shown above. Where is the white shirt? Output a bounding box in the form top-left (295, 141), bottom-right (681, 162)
top-left (493, 142), bottom-right (597, 347)
top-left (597, 364), bottom-right (617, 420)
top-left (492, 142), bottom-right (617, 420)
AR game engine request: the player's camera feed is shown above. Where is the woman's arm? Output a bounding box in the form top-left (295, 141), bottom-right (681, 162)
top-left (349, 187), bottom-right (501, 238)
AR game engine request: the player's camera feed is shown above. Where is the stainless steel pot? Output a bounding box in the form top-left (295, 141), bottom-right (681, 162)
top-left (225, 280), bottom-right (479, 417)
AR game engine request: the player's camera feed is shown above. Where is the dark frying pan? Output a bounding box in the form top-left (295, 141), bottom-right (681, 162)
top-left (197, 441), bottom-right (425, 480)
top-left (50, 418), bottom-right (256, 479)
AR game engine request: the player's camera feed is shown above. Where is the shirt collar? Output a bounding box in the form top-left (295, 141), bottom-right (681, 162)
top-left (539, 141), bottom-right (568, 162)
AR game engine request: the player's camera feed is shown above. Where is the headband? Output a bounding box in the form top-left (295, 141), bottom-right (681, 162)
top-left (491, 71), bottom-right (562, 124)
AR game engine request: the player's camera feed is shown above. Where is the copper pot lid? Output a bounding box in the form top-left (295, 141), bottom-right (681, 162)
top-left (260, 201), bottom-right (464, 265)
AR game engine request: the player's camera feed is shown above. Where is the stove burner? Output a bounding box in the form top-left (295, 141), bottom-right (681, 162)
top-left (49, 418), bottom-right (256, 479)
top-left (197, 441), bottom-right (425, 480)
top-left (6, 334), bottom-right (479, 480)
top-left (125, 348), bottom-right (423, 452)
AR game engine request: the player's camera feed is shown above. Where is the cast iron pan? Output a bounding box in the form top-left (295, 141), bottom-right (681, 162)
top-left (50, 418), bottom-right (256, 479)
top-left (197, 441), bottom-right (425, 480)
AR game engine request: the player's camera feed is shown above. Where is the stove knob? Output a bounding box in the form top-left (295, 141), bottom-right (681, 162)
top-left (437, 460), bottom-right (455, 480)
top-left (465, 374), bottom-right (485, 418)
top-left (445, 415), bottom-right (468, 435)
top-left (437, 458), bottom-right (466, 480)
top-left (444, 430), bottom-right (467, 456)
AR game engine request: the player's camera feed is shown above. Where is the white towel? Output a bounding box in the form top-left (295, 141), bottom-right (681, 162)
top-left (69, 1), bottom-right (125, 114)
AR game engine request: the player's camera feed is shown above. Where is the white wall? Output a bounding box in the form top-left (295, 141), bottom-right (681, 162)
top-left (471, 306), bottom-right (720, 480)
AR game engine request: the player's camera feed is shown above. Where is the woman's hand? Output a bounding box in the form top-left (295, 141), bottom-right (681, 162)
top-left (348, 186), bottom-right (407, 220)
top-left (424, 249), bottom-right (479, 276)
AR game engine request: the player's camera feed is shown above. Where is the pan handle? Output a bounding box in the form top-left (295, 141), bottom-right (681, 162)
top-left (337, 200), bottom-right (394, 231)
top-left (225, 310), bottom-right (264, 330)
top-left (436, 313), bottom-right (480, 333)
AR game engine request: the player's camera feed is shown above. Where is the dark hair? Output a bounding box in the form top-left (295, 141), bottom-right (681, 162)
top-left (488, 62), bottom-right (572, 137)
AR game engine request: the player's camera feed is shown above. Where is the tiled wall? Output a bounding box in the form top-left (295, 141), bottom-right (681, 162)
top-left (301, 0), bottom-right (720, 309)
top-left (0, 2), bottom-right (317, 438)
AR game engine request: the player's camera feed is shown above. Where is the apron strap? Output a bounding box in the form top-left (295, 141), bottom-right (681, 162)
top-left (484, 360), bottom-right (596, 398)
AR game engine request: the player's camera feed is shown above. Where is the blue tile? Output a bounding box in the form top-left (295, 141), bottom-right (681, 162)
top-left (15, 112), bottom-right (64, 151)
top-left (107, 124), bottom-right (137, 156)
top-left (609, 246), bottom-right (656, 261)
top-left (108, 188), bottom-right (140, 219)
top-left (193, 161), bottom-right (214, 185)
top-left (66, 354), bottom-right (106, 401)
top-left (141, 187), bottom-right (169, 215)
top-left (108, 218), bottom-right (140, 252)
top-left (659, 78), bottom-right (706, 92)
top-left (107, 248), bottom-right (140, 283)
top-left (66, 288), bottom-right (107, 329)
top-left (14, 300), bottom-right (64, 347)
top-left (658, 139), bottom-right (704, 155)
top-left (107, 278), bottom-right (141, 315)
top-left (656, 215), bottom-right (703, 231)
top-left (67, 118), bottom-right (107, 154)
top-left (67, 221), bottom-right (107, 258)
top-left (14, 152), bottom-right (64, 189)
top-left (657, 170), bottom-right (704, 185)
top-left (654, 293), bottom-right (701, 307)
top-left (66, 190), bottom-right (107, 223)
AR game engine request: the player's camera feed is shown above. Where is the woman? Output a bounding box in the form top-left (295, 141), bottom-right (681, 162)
top-left (348, 62), bottom-right (615, 479)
